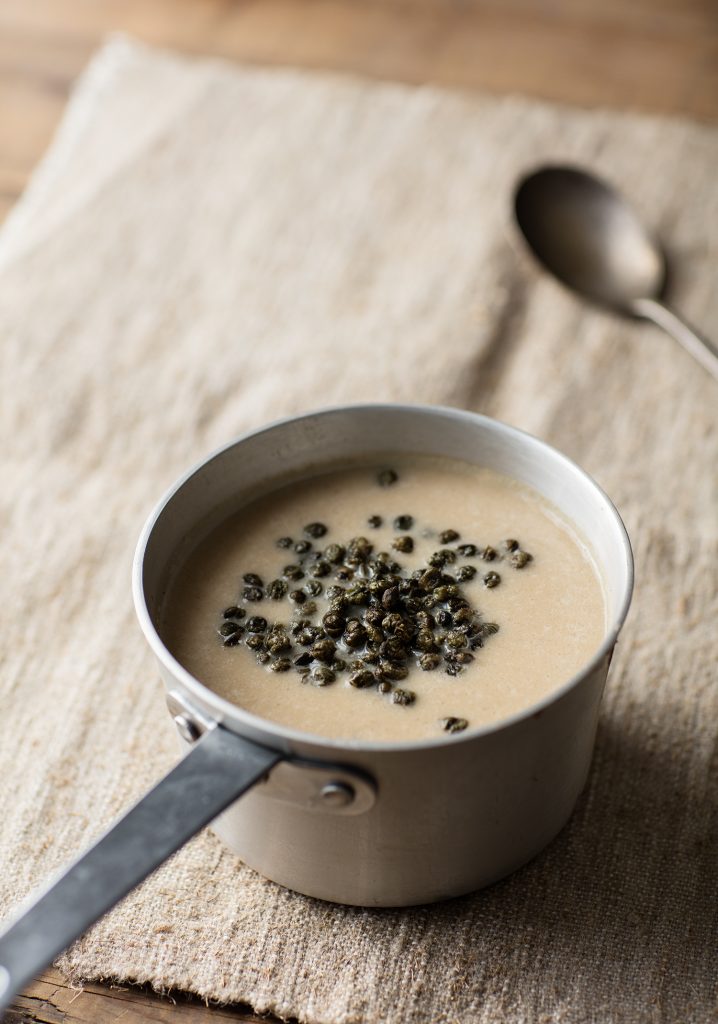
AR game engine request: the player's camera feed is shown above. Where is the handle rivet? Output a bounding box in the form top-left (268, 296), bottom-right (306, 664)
top-left (320, 781), bottom-right (355, 808)
top-left (173, 714), bottom-right (201, 744)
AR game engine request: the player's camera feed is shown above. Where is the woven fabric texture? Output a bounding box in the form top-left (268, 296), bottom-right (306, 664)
top-left (1, 37), bottom-right (716, 1024)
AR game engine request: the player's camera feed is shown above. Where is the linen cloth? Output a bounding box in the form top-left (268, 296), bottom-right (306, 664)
top-left (1, 37), bottom-right (716, 1024)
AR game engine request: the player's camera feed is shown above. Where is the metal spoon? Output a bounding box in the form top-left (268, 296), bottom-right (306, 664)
top-left (514, 165), bottom-right (718, 382)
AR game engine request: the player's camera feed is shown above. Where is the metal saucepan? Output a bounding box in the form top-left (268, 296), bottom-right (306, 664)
top-left (0, 404), bottom-right (633, 1013)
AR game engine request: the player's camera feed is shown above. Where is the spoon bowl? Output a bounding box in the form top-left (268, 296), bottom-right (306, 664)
top-left (514, 164), bottom-right (718, 381)
top-left (515, 166), bottom-right (664, 312)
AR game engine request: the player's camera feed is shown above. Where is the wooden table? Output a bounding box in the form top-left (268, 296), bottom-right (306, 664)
top-left (1, 1), bottom-right (715, 1021)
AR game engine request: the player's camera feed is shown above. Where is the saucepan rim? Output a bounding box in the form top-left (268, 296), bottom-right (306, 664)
top-left (132, 402), bottom-right (634, 753)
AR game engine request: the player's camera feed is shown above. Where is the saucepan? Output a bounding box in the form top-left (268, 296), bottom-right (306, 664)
top-left (0, 404), bottom-right (633, 1014)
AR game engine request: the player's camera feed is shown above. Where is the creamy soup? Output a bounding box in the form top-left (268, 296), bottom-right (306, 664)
top-left (162, 457), bottom-right (606, 742)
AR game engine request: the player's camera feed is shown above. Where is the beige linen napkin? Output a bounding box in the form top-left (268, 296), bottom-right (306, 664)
top-left (1, 36), bottom-right (716, 1024)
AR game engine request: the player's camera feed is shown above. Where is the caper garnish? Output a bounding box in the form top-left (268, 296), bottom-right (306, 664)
top-left (393, 515), bottom-right (413, 531)
top-left (348, 669), bottom-right (375, 688)
top-left (453, 607), bottom-right (473, 626)
top-left (346, 583), bottom-right (370, 605)
top-left (223, 605), bottom-right (246, 619)
top-left (378, 661), bottom-right (408, 681)
top-left (219, 620), bottom-right (244, 637)
top-left (347, 537), bottom-right (373, 562)
top-left (324, 543), bottom-right (346, 564)
top-left (377, 469), bottom-right (398, 487)
top-left (510, 550), bottom-right (532, 569)
top-left (266, 579), bottom-right (288, 600)
top-left (310, 560), bottom-right (331, 578)
top-left (219, 511), bottom-right (513, 704)
top-left (444, 630), bottom-right (467, 650)
top-left (311, 666), bottom-right (336, 686)
top-left (415, 630), bottom-right (437, 652)
top-left (282, 564), bottom-right (304, 580)
top-left (270, 658), bottom-right (292, 673)
top-left (381, 612), bottom-right (403, 634)
top-left (266, 633), bottom-right (290, 655)
top-left (392, 535), bottom-right (414, 553)
top-left (420, 567), bottom-right (441, 589)
top-left (440, 717), bottom-right (468, 733)
top-left (297, 626), bottom-right (321, 646)
top-left (328, 595), bottom-right (349, 614)
top-left (366, 623), bottom-right (383, 645)
top-left (439, 529), bottom-right (459, 544)
top-left (419, 653), bottom-right (441, 671)
top-left (304, 522), bottom-right (328, 538)
top-left (310, 638), bottom-right (336, 664)
top-left (391, 689), bottom-right (415, 706)
top-left (368, 578), bottom-right (389, 597)
top-left (380, 637), bottom-right (405, 661)
top-left (344, 622), bottom-right (368, 648)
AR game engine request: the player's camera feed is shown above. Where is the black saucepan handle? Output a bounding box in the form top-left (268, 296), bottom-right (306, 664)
top-left (0, 725), bottom-right (282, 1016)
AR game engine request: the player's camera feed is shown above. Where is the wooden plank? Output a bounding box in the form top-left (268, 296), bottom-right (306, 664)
top-left (0, 0), bottom-right (715, 221)
top-left (6, 967), bottom-right (278, 1022)
top-left (209, 0), bottom-right (717, 115)
top-left (0, 0), bottom-right (715, 219)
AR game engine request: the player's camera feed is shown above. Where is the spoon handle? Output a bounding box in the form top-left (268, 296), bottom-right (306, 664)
top-left (632, 297), bottom-right (718, 383)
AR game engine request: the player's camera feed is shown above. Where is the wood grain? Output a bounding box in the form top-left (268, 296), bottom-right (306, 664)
top-left (5, 967), bottom-right (277, 1022)
top-left (0, 0), bottom-right (716, 223)
top-left (0, 1), bottom-right (715, 1021)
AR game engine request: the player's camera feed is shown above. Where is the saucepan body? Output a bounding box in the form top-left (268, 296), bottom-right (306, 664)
top-left (134, 404), bottom-right (633, 907)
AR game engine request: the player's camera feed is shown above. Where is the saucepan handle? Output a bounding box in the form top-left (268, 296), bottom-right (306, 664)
top-left (0, 725), bottom-right (282, 1016)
